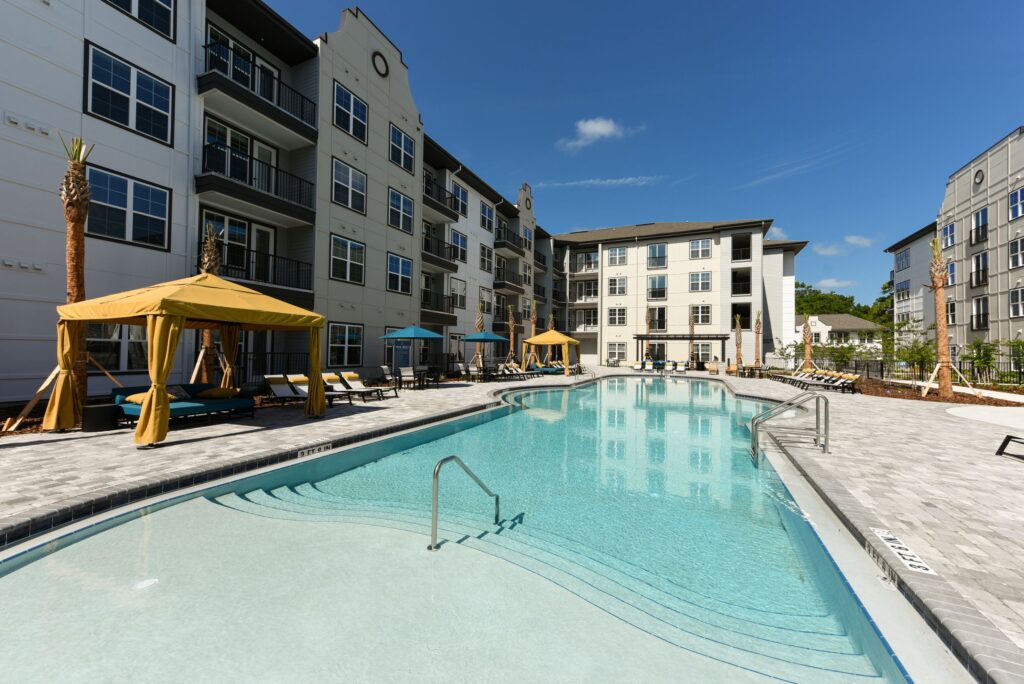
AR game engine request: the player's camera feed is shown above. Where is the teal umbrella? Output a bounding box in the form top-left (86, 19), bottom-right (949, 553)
top-left (379, 326), bottom-right (444, 379)
top-left (463, 331), bottom-right (509, 368)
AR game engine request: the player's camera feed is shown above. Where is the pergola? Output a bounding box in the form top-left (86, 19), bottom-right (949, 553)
top-left (632, 333), bottom-right (731, 362)
top-left (42, 273), bottom-right (325, 445)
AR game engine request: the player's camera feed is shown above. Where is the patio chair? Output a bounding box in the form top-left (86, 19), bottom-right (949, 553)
top-left (632, 361), bottom-right (643, 371)
top-left (287, 374), bottom-right (352, 407)
top-left (497, 364), bottom-right (525, 380)
top-left (399, 366), bottom-right (420, 389)
top-left (467, 361), bottom-right (484, 381)
top-left (671, 361), bottom-right (687, 375)
top-left (264, 374), bottom-right (303, 403)
top-left (334, 374), bottom-right (389, 401)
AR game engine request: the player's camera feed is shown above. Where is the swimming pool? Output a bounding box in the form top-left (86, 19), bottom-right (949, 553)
top-left (0, 376), bottom-right (907, 682)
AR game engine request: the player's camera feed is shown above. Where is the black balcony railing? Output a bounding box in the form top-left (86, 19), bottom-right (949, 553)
top-left (199, 240), bottom-right (312, 290)
top-left (421, 290), bottom-right (454, 313)
top-left (533, 283), bottom-right (546, 298)
top-left (552, 289), bottom-right (567, 302)
top-left (534, 251), bottom-right (547, 268)
top-left (495, 226), bottom-right (524, 249)
top-left (423, 176), bottom-right (459, 213)
top-left (201, 142), bottom-right (314, 209)
top-left (971, 313), bottom-right (989, 330)
top-left (970, 268), bottom-right (988, 287)
top-left (203, 43), bottom-right (316, 127)
top-left (422, 233), bottom-right (456, 261)
top-left (494, 311), bottom-right (524, 326)
top-left (731, 281), bottom-right (752, 296)
top-left (494, 267), bottom-right (523, 286)
top-left (732, 247), bottom-right (751, 261)
top-left (970, 226), bottom-right (988, 245)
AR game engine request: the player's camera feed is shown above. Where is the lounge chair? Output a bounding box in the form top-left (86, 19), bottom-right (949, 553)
top-left (467, 362), bottom-right (484, 381)
top-left (287, 374), bottom-right (352, 407)
top-left (265, 374), bottom-right (303, 403)
top-left (379, 366), bottom-right (399, 390)
top-left (672, 361), bottom-right (687, 375)
top-left (632, 362), bottom-right (643, 371)
top-left (497, 364), bottom-right (525, 380)
top-left (348, 374), bottom-right (397, 398)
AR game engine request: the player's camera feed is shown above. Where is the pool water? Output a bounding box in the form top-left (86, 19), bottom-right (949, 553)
top-left (0, 376), bottom-right (907, 682)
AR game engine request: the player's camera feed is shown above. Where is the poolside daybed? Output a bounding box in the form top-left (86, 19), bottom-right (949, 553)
top-left (112, 383), bottom-right (255, 421)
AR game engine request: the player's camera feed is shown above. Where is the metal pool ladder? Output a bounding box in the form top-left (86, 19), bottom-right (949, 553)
top-left (749, 391), bottom-right (829, 464)
top-left (428, 455), bottom-right (500, 551)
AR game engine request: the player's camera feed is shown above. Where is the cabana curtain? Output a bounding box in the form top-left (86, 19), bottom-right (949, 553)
top-left (219, 325), bottom-right (240, 389)
top-left (41, 319), bottom-right (83, 430)
top-left (522, 329), bottom-right (581, 376)
top-left (136, 315), bottom-right (184, 445)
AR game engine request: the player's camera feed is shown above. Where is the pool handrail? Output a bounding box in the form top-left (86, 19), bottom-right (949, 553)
top-left (750, 391), bottom-right (829, 464)
top-left (428, 455), bottom-right (500, 551)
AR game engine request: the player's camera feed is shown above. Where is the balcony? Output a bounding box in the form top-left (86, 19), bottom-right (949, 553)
top-left (493, 310), bottom-right (524, 333)
top-left (970, 268), bottom-right (988, 288)
top-left (731, 281), bottom-right (752, 296)
top-left (971, 313), bottom-right (989, 331)
top-left (552, 256), bottom-right (566, 274)
top-left (199, 242), bottom-right (312, 292)
top-left (534, 251), bottom-right (547, 271)
top-left (198, 44), bottom-right (316, 149)
top-left (572, 322), bottom-right (599, 334)
top-left (533, 283), bottom-right (547, 301)
top-left (570, 292), bottom-right (599, 305)
top-left (570, 254), bottom-right (599, 275)
top-left (421, 233), bottom-right (458, 272)
top-left (970, 226), bottom-right (988, 245)
top-left (422, 176), bottom-right (459, 222)
top-left (732, 247), bottom-right (751, 261)
top-left (420, 291), bottom-right (457, 326)
top-left (494, 267), bottom-right (524, 295)
top-left (495, 226), bottom-right (526, 257)
top-left (196, 142), bottom-right (315, 226)
top-left (552, 289), bottom-right (567, 303)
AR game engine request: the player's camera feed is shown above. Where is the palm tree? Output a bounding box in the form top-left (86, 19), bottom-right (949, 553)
top-left (59, 133), bottom-right (94, 407)
top-left (929, 239), bottom-right (954, 399)
top-left (198, 223), bottom-right (221, 384)
top-left (802, 315), bottom-right (813, 371)
top-left (734, 314), bottom-right (743, 367)
top-left (753, 310), bottom-right (762, 367)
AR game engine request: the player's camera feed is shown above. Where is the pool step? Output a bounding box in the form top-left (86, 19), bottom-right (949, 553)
top-left (214, 491), bottom-right (889, 683)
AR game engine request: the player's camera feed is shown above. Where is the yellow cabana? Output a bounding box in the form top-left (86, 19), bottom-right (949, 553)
top-left (522, 329), bottom-right (581, 376)
top-left (42, 273), bottom-right (326, 445)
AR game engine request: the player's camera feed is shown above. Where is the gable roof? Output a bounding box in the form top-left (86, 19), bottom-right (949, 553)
top-left (551, 220), bottom-right (772, 245)
top-left (812, 314), bottom-right (882, 331)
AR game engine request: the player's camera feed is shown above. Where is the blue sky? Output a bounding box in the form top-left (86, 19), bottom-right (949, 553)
top-left (274, 1), bottom-right (1024, 304)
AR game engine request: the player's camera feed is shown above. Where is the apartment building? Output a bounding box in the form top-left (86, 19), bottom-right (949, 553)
top-left (884, 222), bottom-right (936, 339)
top-left (550, 221), bottom-right (804, 366)
top-left (938, 126), bottom-right (1024, 353)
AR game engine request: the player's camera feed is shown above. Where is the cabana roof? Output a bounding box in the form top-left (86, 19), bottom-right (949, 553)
top-left (524, 329), bottom-right (580, 346)
top-left (56, 273), bottom-right (324, 331)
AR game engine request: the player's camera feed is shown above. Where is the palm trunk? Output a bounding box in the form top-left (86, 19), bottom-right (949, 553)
top-left (930, 239), bottom-right (954, 399)
top-left (754, 310), bottom-right (762, 366)
top-left (60, 145), bottom-right (92, 410)
top-left (198, 224), bottom-right (221, 384)
top-left (734, 314), bottom-right (743, 367)
top-left (802, 315), bottom-right (812, 372)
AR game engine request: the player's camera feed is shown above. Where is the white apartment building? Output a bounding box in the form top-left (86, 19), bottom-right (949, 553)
top-left (551, 222), bottom-right (803, 366)
top-left (797, 315), bottom-right (882, 348)
top-left (884, 223), bottom-right (936, 341)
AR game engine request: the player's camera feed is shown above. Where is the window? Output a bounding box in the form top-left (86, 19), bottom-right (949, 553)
top-left (86, 167), bottom-right (169, 248)
top-left (450, 230), bottom-right (468, 262)
top-left (479, 287), bottom-right (492, 314)
top-left (87, 44), bottom-right (172, 144)
top-left (894, 280), bottom-right (910, 301)
top-left (451, 182), bottom-right (468, 216)
top-left (972, 208), bottom-right (988, 243)
top-left (103, 0), bottom-right (173, 39)
top-left (608, 277), bottom-right (626, 295)
top-left (972, 296), bottom-right (989, 330)
top-left (333, 82), bottom-right (367, 142)
top-left (331, 159), bottom-right (367, 213)
top-left (689, 239), bottom-right (711, 259)
top-left (607, 246), bottom-right (627, 266)
top-left (522, 227), bottom-right (533, 252)
top-left (387, 188), bottom-right (413, 232)
top-left (577, 309), bottom-right (599, 330)
top-left (389, 123), bottom-right (415, 173)
top-left (812, 333), bottom-right (821, 344)
top-left (940, 224), bottom-right (954, 249)
top-left (328, 322), bottom-right (362, 367)
top-left (386, 253), bottom-right (412, 294)
top-left (575, 280), bottom-right (599, 301)
top-left (946, 300), bottom-right (956, 325)
top-left (86, 323), bottom-right (147, 372)
top-left (833, 332), bottom-right (850, 344)
top-left (647, 243), bottom-right (667, 268)
top-left (329, 234), bottom-right (365, 284)
top-left (1011, 288), bottom-right (1024, 318)
top-left (1011, 188), bottom-right (1024, 221)
top-left (648, 275), bottom-right (666, 299)
top-left (647, 307), bottom-right (667, 332)
top-left (689, 272), bottom-right (711, 292)
top-left (521, 262), bottom-right (532, 286)
top-left (450, 278), bottom-right (466, 309)
top-left (573, 251), bottom-right (599, 272)
top-left (894, 248), bottom-right (910, 271)
top-left (690, 305), bottom-right (711, 325)
top-left (731, 303), bottom-right (751, 329)
top-left (647, 342), bottom-right (666, 361)
top-left (479, 244), bottom-right (493, 273)
top-left (693, 342), bottom-right (711, 362)
top-left (1011, 238), bottom-right (1024, 269)
top-left (479, 202), bottom-right (495, 232)
top-left (608, 308), bottom-right (626, 325)
top-left (946, 261), bottom-right (956, 286)
top-left (607, 342), bottom-right (626, 362)
top-left (971, 252), bottom-right (988, 286)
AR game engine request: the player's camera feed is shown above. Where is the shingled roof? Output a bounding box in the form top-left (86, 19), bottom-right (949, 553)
top-left (552, 220), bottom-right (773, 244)
top-left (813, 314), bottom-right (882, 331)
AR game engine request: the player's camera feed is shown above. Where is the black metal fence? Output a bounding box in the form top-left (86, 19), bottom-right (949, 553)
top-left (233, 351), bottom-right (310, 389)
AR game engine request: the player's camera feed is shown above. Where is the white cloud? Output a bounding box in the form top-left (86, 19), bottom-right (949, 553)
top-left (767, 226), bottom-right (789, 239)
top-left (534, 175), bottom-right (665, 189)
top-left (812, 244), bottom-right (842, 256)
top-left (816, 278), bottom-right (856, 289)
top-left (556, 117), bottom-right (642, 151)
top-left (844, 235), bottom-right (872, 247)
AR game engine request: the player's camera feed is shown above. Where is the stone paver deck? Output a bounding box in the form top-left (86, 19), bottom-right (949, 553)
top-left (2, 369), bottom-right (1024, 681)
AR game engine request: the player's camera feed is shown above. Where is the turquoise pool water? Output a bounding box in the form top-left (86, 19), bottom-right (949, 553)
top-left (0, 376), bottom-right (907, 682)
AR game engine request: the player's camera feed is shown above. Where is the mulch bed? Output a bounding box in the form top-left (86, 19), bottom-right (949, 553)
top-left (857, 379), bottom-right (1021, 406)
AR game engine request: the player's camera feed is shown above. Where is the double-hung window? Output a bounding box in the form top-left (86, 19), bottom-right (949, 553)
top-left (1011, 237), bottom-right (1024, 269)
top-left (1011, 288), bottom-right (1024, 318)
top-left (87, 44), bottom-right (172, 144)
top-left (971, 252), bottom-right (988, 286)
top-left (576, 280), bottom-right (598, 301)
top-left (607, 246), bottom-right (627, 266)
top-left (648, 307), bottom-right (667, 331)
top-left (103, 0), bottom-right (174, 39)
top-left (329, 234), bottom-right (365, 284)
top-left (895, 248), bottom-right (910, 270)
top-left (690, 305), bottom-right (711, 325)
top-left (647, 243), bottom-right (667, 268)
top-left (608, 308), bottom-right (626, 326)
top-left (689, 239), bottom-right (711, 259)
top-left (450, 278), bottom-right (466, 309)
top-left (522, 227), bottom-right (533, 252)
top-left (607, 342), bottom-right (626, 362)
top-left (333, 82), bottom-right (367, 142)
top-left (387, 188), bottom-right (414, 232)
top-left (450, 230), bottom-right (468, 262)
top-left (451, 182), bottom-right (468, 216)
top-left (946, 261), bottom-right (956, 286)
top-left (941, 224), bottom-right (955, 249)
top-left (332, 159), bottom-right (367, 213)
top-left (479, 244), bottom-right (493, 273)
top-left (689, 271), bottom-right (711, 292)
top-left (972, 207), bottom-right (988, 243)
top-left (946, 301), bottom-right (956, 325)
top-left (894, 280), bottom-right (910, 301)
top-left (328, 323), bottom-right (362, 367)
top-left (1011, 188), bottom-right (1024, 221)
top-left (972, 296), bottom-right (989, 330)
top-left (479, 287), bottom-right (493, 314)
top-left (608, 277), bottom-right (626, 295)
top-left (647, 275), bottom-right (667, 300)
top-left (480, 202), bottom-right (495, 231)
top-left (87, 167), bottom-right (169, 248)
top-left (387, 253), bottom-right (412, 294)
top-left (389, 124), bottom-right (415, 173)
top-left (87, 323), bottom-right (147, 372)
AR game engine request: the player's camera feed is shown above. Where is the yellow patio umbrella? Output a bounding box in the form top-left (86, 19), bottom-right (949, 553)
top-left (524, 329), bottom-right (580, 376)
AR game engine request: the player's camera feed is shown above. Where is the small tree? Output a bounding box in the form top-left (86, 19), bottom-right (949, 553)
top-left (962, 339), bottom-right (998, 383)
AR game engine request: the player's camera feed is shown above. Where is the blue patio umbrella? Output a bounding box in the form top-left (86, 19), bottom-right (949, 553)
top-left (463, 331), bottom-right (509, 368)
top-left (379, 326), bottom-right (444, 378)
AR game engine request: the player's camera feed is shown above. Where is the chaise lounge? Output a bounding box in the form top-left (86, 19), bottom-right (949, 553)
top-left (112, 383), bottom-right (255, 422)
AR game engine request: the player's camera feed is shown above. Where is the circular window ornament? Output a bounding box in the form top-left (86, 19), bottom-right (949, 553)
top-left (525, 197), bottom-right (532, 210)
top-left (371, 51), bottom-right (389, 78)
top-left (974, 169), bottom-right (985, 185)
